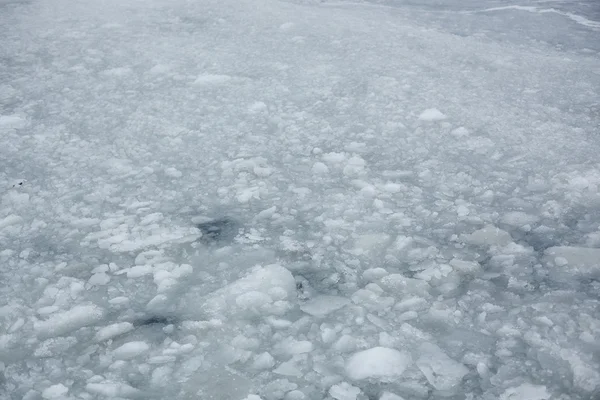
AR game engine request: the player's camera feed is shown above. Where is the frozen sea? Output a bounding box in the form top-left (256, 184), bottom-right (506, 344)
top-left (1, 0), bottom-right (599, 399)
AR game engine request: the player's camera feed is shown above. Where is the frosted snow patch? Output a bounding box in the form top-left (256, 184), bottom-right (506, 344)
top-left (416, 343), bottom-right (469, 391)
top-left (34, 304), bottom-right (104, 338)
top-left (345, 347), bottom-right (412, 380)
top-left (418, 108), bottom-right (447, 121)
top-left (499, 383), bottom-right (550, 400)
top-left (300, 295), bottom-right (350, 317)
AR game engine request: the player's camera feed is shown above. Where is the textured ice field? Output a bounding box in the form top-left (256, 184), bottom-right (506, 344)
top-left (1, 0), bottom-right (599, 399)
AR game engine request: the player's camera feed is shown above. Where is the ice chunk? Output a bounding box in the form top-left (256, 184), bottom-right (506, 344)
top-left (379, 274), bottom-right (431, 297)
top-left (95, 322), bottom-right (134, 342)
top-left (449, 258), bottom-right (481, 275)
top-left (274, 359), bottom-right (303, 377)
top-left (416, 343), bottom-right (469, 391)
top-left (322, 152), bottom-right (346, 164)
top-left (241, 396), bottom-right (263, 400)
top-left (275, 337), bottom-right (313, 355)
top-left (252, 352), bottom-right (275, 370)
top-left (343, 155), bottom-right (366, 176)
top-left (460, 225), bottom-right (512, 246)
top-left (34, 304), bottom-right (104, 339)
top-left (0, 114), bottom-right (27, 130)
top-left (300, 296), bottom-right (350, 317)
top-left (363, 268), bottom-right (389, 281)
top-left (182, 264), bottom-right (296, 320)
top-left (500, 212), bottom-right (539, 227)
top-left (88, 272), bottom-right (110, 286)
top-left (284, 390), bottom-right (305, 400)
top-left (345, 347), bottom-right (411, 380)
top-left (333, 335), bottom-right (358, 353)
top-left (0, 215), bottom-right (22, 230)
top-left (418, 108), bottom-right (447, 121)
top-left (113, 341), bottom-right (150, 360)
top-left (312, 162), bottom-right (330, 175)
top-left (499, 383), bottom-right (550, 400)
top-left (353, 233), bottom-right (391, 255)
top-left (248, 101), bottom-right (268, 114)
top-left (543, 246), bottom-right (600, 280)
top-left (450, 127), bottom-right (469, 137)
top-left (379, 392), bottom-right (405, 400)
top-left (42, 384), bottom-right (68, 399)
top-left (184, 368), bottom-right (252, 400)
top-left (85, 382), bottom-right (142, 397)
top-left (329, 382), bottom-right (361, 400)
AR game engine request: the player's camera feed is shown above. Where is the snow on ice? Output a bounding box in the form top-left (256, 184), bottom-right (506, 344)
top-left (345, 347), bottom-right (412, 381)
top-left (1, 0), bottom-right (599, 399)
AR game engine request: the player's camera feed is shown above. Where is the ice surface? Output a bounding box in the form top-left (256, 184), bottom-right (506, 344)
top-left (543, 246), bottom-right (600, 280)
top-left (181, 264), bottom-right (296, 320)
top-left (300, 295), bottom-right (350, 317)
top-left (112, 341), bottom-right (150, 360)
top-left (329, 382), bottom-right (361, 400)
top-left (1, 0), bottom-right (599, 398)
top-left (345, 347), bottom-right (412, 381)
top-left (379, 392), bottom-right (405, 400)
top-left (41, 384), bottom-right (68, 399)
top-left (415, 343), bottom-right (469, 392)
top-left (34, 304), bottom-right (105, 339)
top-left (94, 322), bottom-right (134, 342)
top-left (499, 383), bottom-right (550, 400)
top-left (418, 108), bottom-right (447, 121)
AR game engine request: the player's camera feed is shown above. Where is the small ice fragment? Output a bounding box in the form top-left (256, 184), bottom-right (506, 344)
top-left (500, 212), bottom-right (539, 227)
top-left (345, 347), bottom-right (411, 380)
top-left (418, 108), bottom-right (447, 121)
top-left (460, 225), bottom-right (512, 246)
top-left (499, 383), bottom-right (550, 400)
top-left (380, 392), bottom-right (406, 400)
top-left (300, 296), bottom-right (350, 317)
top-left (34, 304), bottom-right (104, 339)
top-left (95, 322), bottom-right (134, 342)
top-left (329, 382), bottom-right (361, 400)
top-left (113, 341), bottom-right (150, 360)
top-left (312, 162), bottom-right (330, 175)
top-left (42, 384), bottom-right (68, 399)
top-left (252, 352), bottom-right (275, 370)
top-left (416, 343), bottom-right (469, 391)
